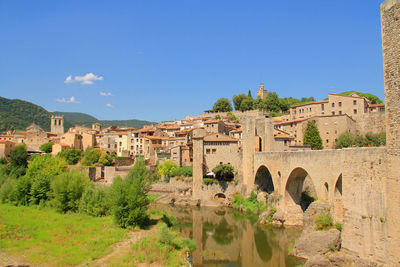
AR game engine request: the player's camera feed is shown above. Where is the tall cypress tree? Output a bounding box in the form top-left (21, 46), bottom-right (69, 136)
top-left (304, 121), bottom-right (323, 150)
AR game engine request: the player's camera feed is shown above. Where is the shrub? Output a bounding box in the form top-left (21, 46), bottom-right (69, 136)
top-left (232, 192), bottom-right (266, 214)
top-left (57, 148), bottom-right (82, 165)
top-left (109, 158), bottom-right (150, 228)
top-left (212, 164), bottom-right (234, 181)
top-left (227, 112), bottom-right (238, 121)
top-left (316, 212), bottom-right (333, 231)
top-left (366, 132), bottom-right (386, 147)
top-left (157, 160), bottom-right (178, 178)
top-left (51, 170), bottom-right (89, 213)
top-left (26, 155), bottom-right (67, 205)
top-left (203, 178), bottom-right (217, 185)
top-left (10, 144), bottom-right (28, 169)
top-left (171, 166), bottom-right (192, 178)
top-left (0, 177), bottom-right (16, 203)
top-left (303, 121), bottom-right (323, 150)
top-left (335, 132), bottom-right (354, 149)
top-left (335, 223), bottom-right (342, 231)
top-left (40, 142), bottom-right (54, 153)
top-left (98, 152), bottom-right (115, 166)
top-left (10, 175), bottom-right (32, 205)
top-left (157, 223), bottom-right (180, 248)
top-left (81, 147), bottom-right (102, 166)
top-left (161, 212), bottom-right (178, 227)
top-left (79, 183), bottom-right (111, 217)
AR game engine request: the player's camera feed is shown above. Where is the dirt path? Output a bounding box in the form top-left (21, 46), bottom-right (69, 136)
top-left (89, 227), bottom-right (158, 267)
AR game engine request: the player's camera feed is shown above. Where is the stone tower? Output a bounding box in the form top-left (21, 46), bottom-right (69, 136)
top-left (50, 115), bottom-right (64, 134)
top-left (257, 82), bottom-right (268, 99)
top-left (381, 0), bottom-right (400, 265)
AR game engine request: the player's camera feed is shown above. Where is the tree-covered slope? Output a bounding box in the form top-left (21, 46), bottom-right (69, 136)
top-left (0, 97), bottom-right (156, 133)
top-left (0, 97), bottom-right (51, 132)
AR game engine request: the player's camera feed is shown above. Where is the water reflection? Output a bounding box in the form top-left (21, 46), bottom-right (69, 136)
top-left (154, 204), bottom-right (304, 267)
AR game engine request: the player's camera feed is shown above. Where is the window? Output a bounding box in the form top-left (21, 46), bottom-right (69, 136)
top-left (353, 109), bottom-right (357, 114)
top-left (212, 149), bottom-right (216, 154)
top-left (353, 100), bottom-right (357, 105)
top-left (321, 104), bottom-right (325, 111)
top-left (338, 102), bottom-right (342, 107)
top-left (339, 111), bottom-right (342, 115)
top-left (332, 111), bottom-right (335, 115)
top-left (332, 103), bottom-right (335, 107)
top-left (326, 139), bottom-right (329, 143)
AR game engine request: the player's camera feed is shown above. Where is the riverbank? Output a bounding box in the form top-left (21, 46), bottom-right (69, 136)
top-left (0, 204), bottom-right (192, 266)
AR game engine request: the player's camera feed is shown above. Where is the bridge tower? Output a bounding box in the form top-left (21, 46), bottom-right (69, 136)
top-left (381, 0), bottom-right (400, 264)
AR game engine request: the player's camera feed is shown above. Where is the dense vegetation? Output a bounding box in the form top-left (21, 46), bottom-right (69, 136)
top-left (335, 132), bottom-right (386, 149)
top-left (0, 96), bottom-right (155, 132)
top-left (0, 96), bottom-right (51, 132)
top-left (54, 111), bottom-right (156, 130)
top-left (210, 90), bottom-right (382, 117)
top-left (0, 149), bottom-right (196, 265)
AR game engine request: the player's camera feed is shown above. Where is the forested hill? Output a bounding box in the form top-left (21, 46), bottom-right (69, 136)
top-left (0, 97), bottom-right (51, 132)
top-left (54, 112), bottom-right (156, 130)
top-left (0, 96), bottom-right (156, 132)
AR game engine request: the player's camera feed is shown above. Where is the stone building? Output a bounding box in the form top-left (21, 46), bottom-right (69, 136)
top-left (276, 114), bottom-right (357, 149)
top-left (50, 115), bottom-right (64, 134)
top-left (288, 93), bottom-right (371, 121)
top-left (256, 82), bottom-right (268, 99)
top-left (0, 141), bottom-right (15, 158)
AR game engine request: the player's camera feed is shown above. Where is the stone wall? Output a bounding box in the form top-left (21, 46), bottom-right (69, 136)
top-left (381, 0), bottom-right (400, 265)
top-left (354, 112), bottom-right (386, 135)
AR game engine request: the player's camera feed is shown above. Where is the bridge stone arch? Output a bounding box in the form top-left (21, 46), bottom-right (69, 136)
top-left (284, 167), bottom-right (317, 221)
top-left (254, 165), bottom-right (275, 194)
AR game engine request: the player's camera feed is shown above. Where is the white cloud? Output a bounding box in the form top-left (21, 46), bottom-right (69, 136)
top-left (56, 96), bottom-right (80, 104)
top-left (105, 103), bottom-right (113, 108)
top-left (100, 91), bottom-right (113, 96)
top-left (64, 73), bottom-right (103, 85)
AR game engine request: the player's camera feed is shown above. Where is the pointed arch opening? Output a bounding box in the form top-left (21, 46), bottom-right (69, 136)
top-left (334, 174), bottom-right (343, 222)
top-left (324, 182), bottom-right (329, 201)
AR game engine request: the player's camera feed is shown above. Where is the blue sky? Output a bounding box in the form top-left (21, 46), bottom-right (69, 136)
top-left (0, 0), bottom-right (386, 122)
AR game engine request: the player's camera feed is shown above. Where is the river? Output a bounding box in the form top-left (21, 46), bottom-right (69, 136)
top-left (154, 204), bottom-right (305, 267)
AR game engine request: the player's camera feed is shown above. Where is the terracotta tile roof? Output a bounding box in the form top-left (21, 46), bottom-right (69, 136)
top-left (145, 136), bottom-right (169, 140)
top-left (204, 120), bottom-right (223, 124)
top-left (203, 134), bottom-right (238, 142)
top-left (274, 129), bottom-right (294, 140)
top-left (275, 117), bottom-right (308, 126)
top-left (368, 103), bottom-right (385, 108)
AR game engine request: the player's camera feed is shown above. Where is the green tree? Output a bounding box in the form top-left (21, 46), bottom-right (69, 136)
top-left (98, 152), bottom-right (115, 166)
top-left (81, 147), bottom-right (102, 166)
top-left (214, 115), bottom-right (222, 120)
top-left (10, 144), bottom-right (28, 168)
top-left (213, 98), bottom-right (233, 112)
top-left (109, 158), bottom-right (150, 228)
top-left (26, 155), bottom-right (67, 204)
top-left (57, 148), bottom-right (82, 165)
top-left (265, 92), bottom-right (281, 112)
top-left (232, 94), bottom-right (248, 111)
top-left (303, 121), bottom-right (323, 150)
top-left (51, 170), bottom-right (89, 213)
top-left (212, 164), bottom-right (234, 181)
top-left (39, 142), bottom-right (54, 153)
top-left (239, 97), bottom-right (254, 111)
top-left (248, 89), bottom-right (253, 99)
top-left (79, 183), bottom-right (111, 217)
top-left (158, 160), bottom-right (178, 178)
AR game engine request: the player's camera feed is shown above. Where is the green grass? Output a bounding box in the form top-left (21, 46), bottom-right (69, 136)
top-left (315, 212), bottom-right (333, 231)
top-left (0, 204), bottom-right (127, 266)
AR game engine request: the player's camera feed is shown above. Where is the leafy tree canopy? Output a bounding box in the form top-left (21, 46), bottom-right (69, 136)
top-left (232, 94), bottom-right (248, 111)
top-left (40, 142), bottom-right (54, 153)
top-left (213, 98), bottom-right (233, 112)
top-left (303, 121), bottom-right (323, 150)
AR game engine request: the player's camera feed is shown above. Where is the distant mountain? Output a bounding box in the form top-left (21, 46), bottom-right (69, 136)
top-left (54, 111), bottom-right (156, 130)
top-left (0, 96), bottom-right (156, 133)
top-left (0, 97), bottom-right (51, 132)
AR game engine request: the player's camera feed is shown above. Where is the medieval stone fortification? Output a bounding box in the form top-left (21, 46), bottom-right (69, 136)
top-left (191, 1), bottom-right (400, 265)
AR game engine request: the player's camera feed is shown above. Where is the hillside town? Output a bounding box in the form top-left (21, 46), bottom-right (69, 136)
top-left (0, 84), bottom-right (386, 172)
